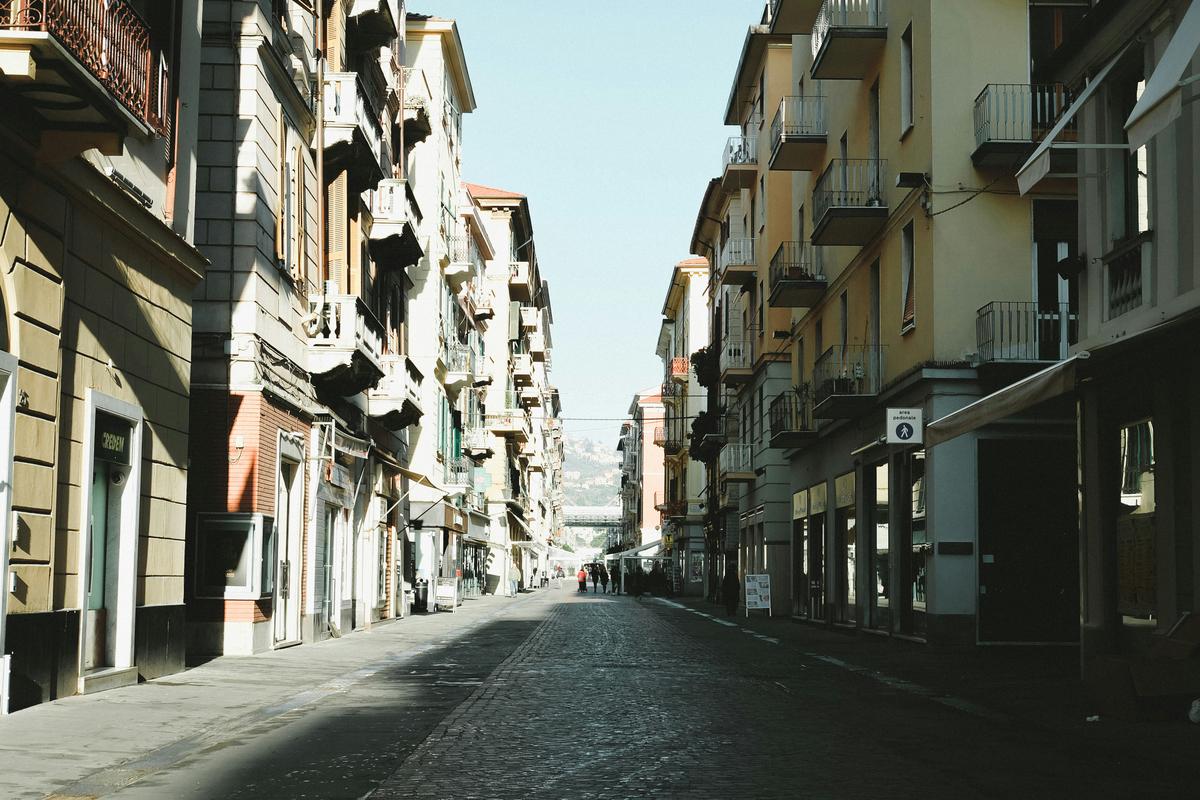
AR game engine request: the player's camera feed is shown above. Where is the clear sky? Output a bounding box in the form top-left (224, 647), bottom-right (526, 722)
top-left (419, 0), bottom-right (764, 444)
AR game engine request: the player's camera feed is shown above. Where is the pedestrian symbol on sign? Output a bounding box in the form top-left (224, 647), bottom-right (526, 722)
top-left (896, 422), bottom-right (914, 441)
top-left (885, 408), bottom-right (924, 445)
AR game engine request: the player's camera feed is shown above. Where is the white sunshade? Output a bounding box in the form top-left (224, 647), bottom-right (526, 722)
top-left (611, 540), bottom-right (664, 560)
top-left (1125, 0), bottom-right (1200, 150)
top-left (925, 354), bottom-right (1088, 448)
top-left (1016, 44), bottom-right (1132, 195)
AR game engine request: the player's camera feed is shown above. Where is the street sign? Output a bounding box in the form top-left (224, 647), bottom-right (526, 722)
top-left (745, 573), bottom-right (771, 615)
top-left (886, 407), bottom-right (923, 445)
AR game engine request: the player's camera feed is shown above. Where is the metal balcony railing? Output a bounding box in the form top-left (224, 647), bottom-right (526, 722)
top-left (668, 356), bottom-right (690, 382)
top-left (719, 442), bottom-right (754, 475)
top-left (443, 343), bottom-right (472, 375)
top-left (652, 427), bottom-right (667, 447)
top-left (812, 344), bottom-right (883, 406)
top-left (0, 0), bottom-right (171, 133)
top-left (722, 135), bottom-right (758, 171)
top-left (769, 386), bottom-right (816, 436)
top-left (769, 242), bottom-right (825, 288)
top-left (976, 301), bottom-right (1076, 363)
top-left (444, 455), bottom-right (472, 487)
top-left (720, 237), bottom-right (755, 270)
top-left (814, 159), bottom-right (886, 222)
top-left (973, 84), bottom-right (1073, 149)
top-left (812, 0), bottom-right (887, 61)
top-left (770, 96), bottom-right (827, 147)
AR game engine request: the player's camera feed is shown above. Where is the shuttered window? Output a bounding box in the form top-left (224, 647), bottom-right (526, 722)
top-left (901, 221), bottom-right (916, 332)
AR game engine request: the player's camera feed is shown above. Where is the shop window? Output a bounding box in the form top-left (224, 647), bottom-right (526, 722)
top-left (910, 450), bottom-right (928, 610)
top-left (194, 513), bottom-right (276, 600)
top-left (1117, 420), bottom-right (1156, 627)
top-left (874, 462), bottom-right (889, 626)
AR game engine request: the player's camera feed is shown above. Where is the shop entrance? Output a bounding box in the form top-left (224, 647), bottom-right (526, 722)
top-left (273, 456), bottom-right (302, 646)
top-left (978, 437), bottom-right (1078, 642)
top-left (791, 518), bottom-right (808, 617)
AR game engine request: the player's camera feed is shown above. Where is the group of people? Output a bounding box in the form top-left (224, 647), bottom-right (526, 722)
top-left (576, 563), bottom-right (618, 594)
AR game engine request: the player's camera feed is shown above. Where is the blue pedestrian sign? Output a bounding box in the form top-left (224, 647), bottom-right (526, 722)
top-left (886, 408), bottom-right (923, 445)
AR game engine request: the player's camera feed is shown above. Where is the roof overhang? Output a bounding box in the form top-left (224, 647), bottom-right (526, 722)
top-left (406, 17), bottom-right (477, 112)
top-left (689, 178), bottom-right (724, 258)
top-left (723, 27), bottom-right (791, 125)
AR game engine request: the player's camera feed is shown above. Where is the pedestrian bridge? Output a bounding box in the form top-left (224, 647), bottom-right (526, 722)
top-left (564, 506), bottom-right (622, 528)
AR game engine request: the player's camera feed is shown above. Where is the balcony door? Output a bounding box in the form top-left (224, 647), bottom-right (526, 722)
top-left (869, 81), bottom-right (881, 201)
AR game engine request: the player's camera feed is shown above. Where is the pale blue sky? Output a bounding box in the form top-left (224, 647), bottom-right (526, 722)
top-left (422, 0), bottom-right (763, 442)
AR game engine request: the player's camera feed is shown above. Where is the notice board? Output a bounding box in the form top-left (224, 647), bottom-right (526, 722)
top-left (745, 573), bottom-right (771, 615)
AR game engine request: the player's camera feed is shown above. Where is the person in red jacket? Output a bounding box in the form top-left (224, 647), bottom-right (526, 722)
top-left (576, 567), bottom-right (588, 593)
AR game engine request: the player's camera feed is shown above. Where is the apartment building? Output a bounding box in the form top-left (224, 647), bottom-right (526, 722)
top-left (617, 390), bottom-right (665, 558)
top-left (188, 0), bottom-right (423, 654)
top-left (467, 182), bottom-right (562, 593)
top-left (928, 0), bottom-right (1200, 710)
top-left (0, 0), bottom-right (204, 709)
top-left (691, 0), bottom-right (1086, 640)
top-left (655, 259), bottom-right (711, 595)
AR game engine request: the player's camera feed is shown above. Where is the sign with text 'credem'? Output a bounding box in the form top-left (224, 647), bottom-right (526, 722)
top-left (94, 411), bottom-right (132, 465)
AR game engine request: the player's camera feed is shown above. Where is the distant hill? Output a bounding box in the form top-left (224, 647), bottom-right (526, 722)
top-left (561, 436), bottom-right (621, 549)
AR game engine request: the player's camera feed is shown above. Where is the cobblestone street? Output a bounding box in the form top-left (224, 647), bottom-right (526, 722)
top-left (11, 586), bottom-right (1192, 799)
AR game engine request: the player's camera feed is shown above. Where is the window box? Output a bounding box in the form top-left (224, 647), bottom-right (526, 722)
top-left (194, 513), bottom-right (276, 600)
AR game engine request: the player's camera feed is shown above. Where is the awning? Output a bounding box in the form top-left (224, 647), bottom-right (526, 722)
top-left (398, 465), bottom-right (448, 494)
top-left (611, 540), bottom-right (664, 560)
top-left (507, 511), bottom-right (534, 536)
top-left (925, 354), bottom-right (1088, 448)
top-left (1125, 1), bottom-right (1200, 150)
top-left (1017, 44), bottom-right (1131, 195)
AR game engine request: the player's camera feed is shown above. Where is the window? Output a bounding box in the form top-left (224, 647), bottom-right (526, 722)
top-left (757, 280), bottom-right (765, 335)
top-left (900, 24), bottom-right (913, 134)
top-left (194, 514), bottom-right (275, 599)
top-left (758, 175), bottom-right (766, 231)
top-left (901, 222), bottom-right (916, 332)
top-left (839, 291), bottom-right (848, 350)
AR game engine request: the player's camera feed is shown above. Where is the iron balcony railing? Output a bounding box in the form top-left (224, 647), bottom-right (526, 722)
top-left (444, 455), bottom-right (472, 488)
top-left (0, 0), bottom-right (170, 133)
top-left (446, 230), bottom-right (481, 269)
top-left (652, 427), bottom-right (667, 447)
top-left (719, 442), bottom-right (754, 475)
top-left (973, 84), bottom-right (1073, 150)
top-left (812, 0), bottom-right (887, 62)
top-left (769, 242), bottom-right (825, 289)
top-left (976, 301), bottom-right (1076, 363)
top-left (443, 343), bottom-right (473, 374)
top-left (813, 159), bottom-right (887, 222)
top-left (769, 386), bottom-right (816, 436)
top-left (812, 344), bottom-right (883, 406)
top-left (770, 96), bottom-right (827, 148)
top-left (722, 135), bottom-right (758, 171)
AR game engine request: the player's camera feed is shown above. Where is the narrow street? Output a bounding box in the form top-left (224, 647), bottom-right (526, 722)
top-left (4, 587), bottom-right (1193, 799)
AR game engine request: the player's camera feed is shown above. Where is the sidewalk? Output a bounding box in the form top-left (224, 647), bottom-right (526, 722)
top-left (0, 589), bottom-right (550, 800)
top-left (659, 594), bottom-right (1198, 769)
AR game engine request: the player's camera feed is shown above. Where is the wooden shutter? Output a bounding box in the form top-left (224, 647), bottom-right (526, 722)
top-left (327, 171), bottom-right (348, 290)
top-left (292, 144), bottom-right (305, 284)
top-left (274, 105), bottom-right (285, 263)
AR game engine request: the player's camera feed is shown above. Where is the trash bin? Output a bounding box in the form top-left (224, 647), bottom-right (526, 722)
top-left (414, 579), bottom-right (429, 612)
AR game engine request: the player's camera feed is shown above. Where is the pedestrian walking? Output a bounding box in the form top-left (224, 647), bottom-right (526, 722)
top-left (577, 567), bottom-right (588, 593)
top-left (722, 568), bottom-right (739, 616)
top-left (590, 565), bottom-right (600, 593)
top-left (600, 567), bottom-right (609, 594)
top-left (611, 566), bottom-right (621, 595)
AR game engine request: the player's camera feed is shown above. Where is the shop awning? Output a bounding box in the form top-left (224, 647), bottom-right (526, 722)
top-left (1125, 1), bottom-right (1200, 150)
top-left (398, 465), bottom-right (448, 494)
top-left (1017, 44), bottom-right (1131, 195)
top-left (507, 511), bottom-right (534, 537)
top-left (611, 540), bottom-right (664, 560)
top-left (925, 354), bottom-right (1088, 448)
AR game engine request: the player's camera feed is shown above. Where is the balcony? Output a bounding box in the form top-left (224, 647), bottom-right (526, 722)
top-left (719, 336), bottom-right (753, 386)
top-left (368, 179), bottom-right (422, 263)
top-left (720, 135), bottom-right (758, 194)
top-left (973, 84), bottom-right (1073, 169)
top-left (510, 261), bottom-right (534, 302)
top-left (0, 0), bottom-right (171, 154)
top-left (519, 306), bottom-right (540, 330)
top-left (769, 242), bottom-right (827, 307)
top-left (324, 72), bottom-right (386, 194)
top-left (368, 355), bottom-right (423, 430)
top-left (1104, 233), bottom-right (1151, 321)
top-left (812, 159), bottom-right (888, 246)
top-left (487, 397), bottom-right (529, 442)
top-left (441, 343), bottom-right (472, 393)
top-left (306, 293), bottom-right (385, 395)
top-left (347, 0), bottom-right (398, 50)
top-left (811, 0), bottom-right (887, 80)
top-left (976, 302), bottom-right (1076, 367)
top-left (769, 96), bottom-right (827, 171)
top-left (473, 287), bottom-right (495, 321)
top-left (719, 443), bottom-right (755, 483)
top-left (768, 0), bottom-right (824, 33)
top-left (444, 230), bottom-right (481, 290)
top-left (527, 453), bottom-right (545, 473)
top-left (668, 356), bottom-right (690, 383)
top-left (519, 386), bottom-right (542, 407)
top-left (663, 427), bottom-right (685, 457)
top-left (512, 353), bottom-right (533, 386)
top-left (769, 387), bottom-right (818, 449)
top-left (654, 494), bottom-right (687, 519)
top-left (444, 456), bottom-right (472, 490)
top-left (402, 66), bottom-right (432, 145)
top-left (812, 344), bottom-right (883, 418)
top-left (464, 425), bottom-right (494, 458)
top-left (652, 427), bottom-right (667, 447)
top-left (528, 332), bottom-right (547, 362)
top-left (717, 237), bottom-right (757, 288)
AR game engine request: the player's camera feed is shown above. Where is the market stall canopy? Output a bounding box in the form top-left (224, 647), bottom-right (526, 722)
top-left (1125, 0), bottom-right (1200, 150)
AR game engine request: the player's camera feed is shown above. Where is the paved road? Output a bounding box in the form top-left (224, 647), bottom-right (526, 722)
top-left (19, 589), bottom-right (1199, 798)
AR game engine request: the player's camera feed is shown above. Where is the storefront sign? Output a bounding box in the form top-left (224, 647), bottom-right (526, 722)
top-left (435, 576), bottom-right (458, 611)
top-left (835, 472), bottom-right (856, 509)
top-left (809, 482), bottom-right (827, 515)
top-left (745, 573), bottom-right (771, 612)
top-left (792, 490), bottom-right (808, 520)
top-left (94, 411), bottom-right (132, 465)
top-left (886, 407), bottom-right (923, 445)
